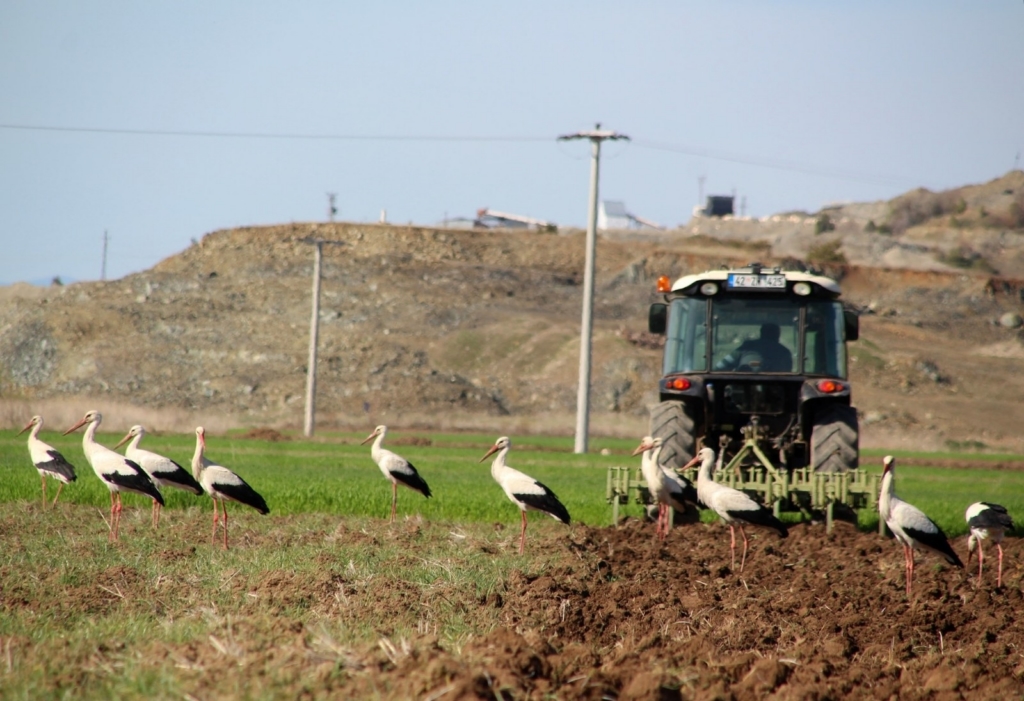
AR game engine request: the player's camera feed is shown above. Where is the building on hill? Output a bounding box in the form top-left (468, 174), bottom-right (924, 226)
top-left (474, 208), bottom-right (556, 231)
top-left (598, 201), bottom-right (663, 231)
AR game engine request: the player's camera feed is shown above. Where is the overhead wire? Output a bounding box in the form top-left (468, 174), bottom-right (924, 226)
top-left (0, 123), bottom-right (550, 143)
top-left (632, 138), bottom-right (913, 187)
top-left (0, 122), bottom-right (912, 185)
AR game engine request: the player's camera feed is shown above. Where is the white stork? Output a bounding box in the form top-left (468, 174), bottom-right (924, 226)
top-left (480, 436), bottom-right (570, 555)
top-left (683, 447), bottom-right (788, 572)
top-left (966, 502), bottom-right (1013, 588)
top-left (63, 410), bottom-right (164, 542)
top-left (660, 459), bottom-right (699, 513)
top-left (191, 427), bottom-right (269, 549)
top-left (360, 425), bottom-right (432, 523)
top-left (17, 415), bottom-right (78, 507)
top-left (879, 455), bottom-right (963, 595)
top-left (632, 436), bottom-right (695, 540)
top-left (114, 425), bottom-right (204, 527)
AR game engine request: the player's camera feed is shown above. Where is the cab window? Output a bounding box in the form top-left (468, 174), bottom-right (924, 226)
top-left (663, 297), bottom-right (707, 374)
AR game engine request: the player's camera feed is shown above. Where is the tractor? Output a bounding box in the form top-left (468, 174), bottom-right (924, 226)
top-left (607, 262), bottom-right (879, 531)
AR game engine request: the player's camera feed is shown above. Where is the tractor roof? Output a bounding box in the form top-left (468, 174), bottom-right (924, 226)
top-left (670, 264), bottom-right (841, 296)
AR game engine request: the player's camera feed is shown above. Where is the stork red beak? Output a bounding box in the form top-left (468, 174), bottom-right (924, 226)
top-left (16, 421), bottom-right (33, 436)
top-left (479, 444), bottom-right (500, 463)
top-left (681, 454), bottom-right (702, 470)
top-left (63, 417), bottom-right (89, 436)
top-left (113, 432), bottom-right (132, 450)
top-left (360, 430), bottom-right (377, 445)
top-left (631, 439), bottom-right (654, 456)
top-left (882, 456), bottom-right (895, 474)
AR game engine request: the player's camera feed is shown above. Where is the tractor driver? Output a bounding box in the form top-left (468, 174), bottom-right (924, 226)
top-left (715, 322), bottom-right (793, 372)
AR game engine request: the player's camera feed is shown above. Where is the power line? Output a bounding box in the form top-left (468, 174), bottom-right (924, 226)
top-left (0, 123), bottom-right (550, 143)
top-left (633, 138), bottom-right (912, 187)
top-left (1, 121), bottom-right (914, 185)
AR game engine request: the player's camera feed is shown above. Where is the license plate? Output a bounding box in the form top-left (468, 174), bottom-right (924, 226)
top-left (727, 274), bottom-right (786, 290)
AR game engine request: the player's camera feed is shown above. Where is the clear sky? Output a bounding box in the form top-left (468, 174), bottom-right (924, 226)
top-left (1, 2), bottom-right (1021, 284)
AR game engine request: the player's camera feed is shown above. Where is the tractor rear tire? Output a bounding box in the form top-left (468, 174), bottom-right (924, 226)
top-left (649, 400), bottom-right (698, 471)
top-left (810, 404), bottom-right (859, 472)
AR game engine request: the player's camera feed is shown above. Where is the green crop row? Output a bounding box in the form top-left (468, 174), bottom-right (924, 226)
top-left (2, 429), bottom-right (1023, 535)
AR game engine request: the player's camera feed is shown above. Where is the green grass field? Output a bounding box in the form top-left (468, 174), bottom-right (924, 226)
top-left (2, 429), bottom-right (1023, 536)
top-left (0, 430), bottom-right (637, 526)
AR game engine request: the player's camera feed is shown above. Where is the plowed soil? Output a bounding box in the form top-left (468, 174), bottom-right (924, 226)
top-left (333, 520), bottom-right (1023, 700)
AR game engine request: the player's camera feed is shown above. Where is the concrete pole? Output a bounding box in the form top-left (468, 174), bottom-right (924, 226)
top-left (558, 124), bottom-right (629, 454)
top-left (304, 240), bottom-right (323, 437)
top-left (101, 230), bottom-right (108, 281)
top-left (574, 138), bottom-right (602, 454)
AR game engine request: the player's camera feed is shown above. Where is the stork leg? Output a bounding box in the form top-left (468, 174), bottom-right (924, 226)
top-left (996, 543), bottom-right (1004, 588)
top-left (211, 499), bottom-right (220, 545)
top-left (904, 544), bottom-right (914, 596)
top-left (113, 493), bottom-right (123, 541)
top-left (51, 481), bottom-right (65, 507)
top-left (519, 510), bottom-right (528, 555)
top-left (976, 540), bottom-right (985, 584)
top-left (41, 475), bottom-right (47, 508)
top-left (222, 502), bottom-right (229, 550)
top-left (729, 524), bottom-right (737, 570)
top-left (738, 525), bottom-right (750, 573)
top-left (659, 503), bottom-right (668, 541)
top-left (108, 491), bottom-right (117, 542)
top-left (390, 481), bottom-right (398, 524)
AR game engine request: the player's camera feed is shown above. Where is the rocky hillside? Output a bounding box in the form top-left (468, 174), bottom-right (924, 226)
top-left (0, 224), bottom-right (674, 435)
top-left (3, 173), bottom-right (1024, 449)
top-left (686, 170), bottom-right (1024, 276)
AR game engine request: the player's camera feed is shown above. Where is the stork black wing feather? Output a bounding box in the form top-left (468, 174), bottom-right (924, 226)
top-left (107, 460), bottom-right (164, 506)
top-left (677, 481), bottom-right (699, 507)
top-left (725, 506), bottom-right (788, 537)
top-left (391, 462), bottom-right (432, 498)
top-left (513, 482), bottom-right (571, 525)
top-left (904, 525), bottom-right (963, 567)
top-left (39, 450), bottom-right (77, 482)
top-left (215, 479), bottom-right (270, 514)
top-left (153, 460), bottom-right (204, 494)
top-left (968, 503), bottom-right (1014, 531)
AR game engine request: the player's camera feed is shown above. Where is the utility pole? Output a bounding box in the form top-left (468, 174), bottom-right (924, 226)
top-left (101, 230), bottom-right (109, 280)
top-left (557, 123), bottom-right (630, 454)
top-left (300, 237), bottom-right (344, 437)
top-left (327, 193), bottom-right (337, 222)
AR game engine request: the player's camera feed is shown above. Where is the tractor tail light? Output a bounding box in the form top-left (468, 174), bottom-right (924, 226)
top-left (669, 377), bottom-right (691, 391)
top-left (816, 379), bottom-right (844, 393)
top-left (656, 275), bottom-right (671, 292)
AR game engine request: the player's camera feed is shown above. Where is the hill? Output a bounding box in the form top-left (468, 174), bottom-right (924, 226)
top-left (3, 172), bottom-right (1024, 451)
